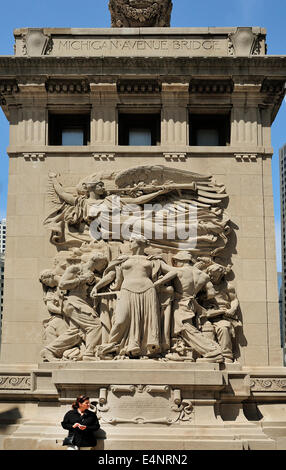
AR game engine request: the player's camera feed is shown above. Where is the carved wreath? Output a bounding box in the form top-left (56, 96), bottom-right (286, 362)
top-left (120, 3), bottom-right (161, 21)
top-left (109, 0), bottom-right (172, 26)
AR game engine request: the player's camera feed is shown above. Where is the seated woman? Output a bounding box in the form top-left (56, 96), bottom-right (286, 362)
top-left (61, 395), bottom-right (100, 450)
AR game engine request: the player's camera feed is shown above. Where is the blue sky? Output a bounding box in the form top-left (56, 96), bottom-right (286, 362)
top-left (0, 0), bottom-right (285, 268)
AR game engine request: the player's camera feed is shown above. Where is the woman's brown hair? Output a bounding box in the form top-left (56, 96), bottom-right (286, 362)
top-left (72, 395), bottom-right (89, 409)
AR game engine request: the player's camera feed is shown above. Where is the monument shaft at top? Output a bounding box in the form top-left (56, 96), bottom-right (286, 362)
top-left (109, 0), bottom-right (173, 27)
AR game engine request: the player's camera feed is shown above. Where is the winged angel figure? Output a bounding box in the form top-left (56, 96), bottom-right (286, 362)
top-left (44, 165), bottom-right (231, 257)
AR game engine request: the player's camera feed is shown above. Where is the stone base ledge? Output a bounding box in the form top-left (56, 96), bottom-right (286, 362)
top-left (1, 437), bottom-right (272, 451)
top-left (1, 422), bottom-right (277, 450)
top-left (0, 363), bottom-right (286, 449)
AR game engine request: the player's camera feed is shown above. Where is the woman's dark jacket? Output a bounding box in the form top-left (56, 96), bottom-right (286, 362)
top-left (61, 408), bottom-right (100, 447)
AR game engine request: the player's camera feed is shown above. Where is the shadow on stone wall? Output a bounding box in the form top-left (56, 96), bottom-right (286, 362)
top-left (0, 407), bottom-right (22, 436)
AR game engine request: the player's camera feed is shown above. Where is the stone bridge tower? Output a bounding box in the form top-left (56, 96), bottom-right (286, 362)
top-left (0, 0), bottom-right (286, 450)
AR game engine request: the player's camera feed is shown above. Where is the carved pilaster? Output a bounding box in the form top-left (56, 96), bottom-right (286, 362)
top-left (90, 82), bottom-right (118, 145)
top-left (15, 82), bottom-right (47, 146)
top-left (161, 83), bottom-right (189, 146)
top-left (231, 80), bottom-right (262, 147)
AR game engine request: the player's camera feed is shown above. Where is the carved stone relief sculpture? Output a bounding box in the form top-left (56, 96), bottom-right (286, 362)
top-left (109, 0), bottom-right (173, 28)
top-left (41, 165), bottom-right (241, 363)
top-left (22, 29), bottom-right (53, 56)
top-left (228, 27), bottom-right (265, 57)
top-left (97, 384), bottom-right (193, 425)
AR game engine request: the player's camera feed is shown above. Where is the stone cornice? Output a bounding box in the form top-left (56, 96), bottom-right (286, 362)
top-left (0, 55), bottom-right (285, 79)
top-left (6, 146), bottom-right (274, 158)
top-left (13, 26), bottom-right (267, 36)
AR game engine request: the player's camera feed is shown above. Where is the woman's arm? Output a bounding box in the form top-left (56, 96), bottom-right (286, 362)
top-left (61, 412), bottom-right (76, 431)
top-left (91, 270), bottom-right (116, 297)
top-left (122, 188), bottom-right (171, 205)
top-left (50, 174), bottom-right (76, 206)
top-left (153, 262), bottom-right (177, 288)
top-left (85, 413), bottom-right (100, 432)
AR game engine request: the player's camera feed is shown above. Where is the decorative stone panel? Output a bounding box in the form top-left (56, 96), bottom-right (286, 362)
top-left (250, 378), bottom-right (286, 392)
top-left (97, 384), bottom-right (193, 425)
top-left (0, 375), bottom-right (31, 390)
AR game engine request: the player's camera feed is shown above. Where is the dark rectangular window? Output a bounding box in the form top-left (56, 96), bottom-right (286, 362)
top-left (118, 113), bottom-right (161, 146)
top-left (189, 113), bottom-right (230, 146)
top-left (49, 114), bottom-right (90, 146)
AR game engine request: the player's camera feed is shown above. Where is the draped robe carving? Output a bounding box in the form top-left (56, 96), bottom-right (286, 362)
top-left (41, 165), bottom-right (241, 363)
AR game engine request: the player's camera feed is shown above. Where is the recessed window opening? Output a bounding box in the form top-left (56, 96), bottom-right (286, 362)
top-left (62, 129), bottom-right (84, 146)
top-left (129, 128), bottom-right (152, 146)
top-left (189, 113), bottom-right (230, 146)
top-left (49, 114), bottom-right (90, 146)
top-left (119, 113), bottom-right (160, 146)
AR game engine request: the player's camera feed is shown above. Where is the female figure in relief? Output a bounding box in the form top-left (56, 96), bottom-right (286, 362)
top-left (91, 236), bottom-right (176, 358)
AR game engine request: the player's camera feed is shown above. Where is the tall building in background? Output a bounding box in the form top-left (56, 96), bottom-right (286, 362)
top-left (0, 254), bottom-right (4, 343)
top-left (0, 219), bottom-right (5, 344)
top-left (278, 272), bottom-right (285, 364)
top-left (0, 219), bottom-right (6, 254)
top-left (280, 145), bottom-right (286, 357)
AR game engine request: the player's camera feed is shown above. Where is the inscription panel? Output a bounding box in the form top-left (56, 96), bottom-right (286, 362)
top-left (98, 385), bottom-right (184, 425)
top-left (14, 28), bottom-right (266, 57)
top-left (52, 37), bottom-right (228, 57)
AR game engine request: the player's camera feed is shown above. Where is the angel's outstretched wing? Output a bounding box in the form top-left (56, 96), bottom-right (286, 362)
top-left (46, 173), bottom-right (65, 214)
top-left (114, 165), bottom-right (228, 208)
